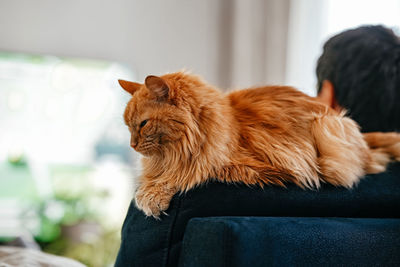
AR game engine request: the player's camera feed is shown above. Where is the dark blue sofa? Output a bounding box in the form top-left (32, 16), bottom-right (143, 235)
top-left (115, 163), bottom-right (400, 267)
top-left (179, 217), bottom-right (400, 266)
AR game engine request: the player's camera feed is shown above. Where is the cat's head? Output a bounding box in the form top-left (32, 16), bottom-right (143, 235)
top-left (119, 72), bottom-right (208, 157)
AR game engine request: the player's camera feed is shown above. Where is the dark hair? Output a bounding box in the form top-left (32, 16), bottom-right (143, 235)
top-left (316, 25), bottom-right (400, 132)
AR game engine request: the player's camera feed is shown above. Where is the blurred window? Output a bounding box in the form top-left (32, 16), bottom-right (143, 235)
top-left (0, 52), bottom-right (136, 264)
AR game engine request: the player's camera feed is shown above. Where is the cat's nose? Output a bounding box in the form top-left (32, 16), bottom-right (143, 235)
top-left (131, 141), bottom-right (138, 149)
top-left (130, 135), bottom-right (138, 149)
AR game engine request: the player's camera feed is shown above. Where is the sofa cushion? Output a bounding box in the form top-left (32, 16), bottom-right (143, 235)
top-left (179, 217), bottom-right (400, 267)
top-left (115, 163), bottom-right (400, 267)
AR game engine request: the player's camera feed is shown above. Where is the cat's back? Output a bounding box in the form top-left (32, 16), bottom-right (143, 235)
top-left (226, 85), bottom-right (333, 133)
top-left (228, 85), bottom-right (329, 118)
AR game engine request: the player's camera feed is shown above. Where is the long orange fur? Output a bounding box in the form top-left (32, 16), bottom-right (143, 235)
top-left (119, 71), bottom-right (400, 218)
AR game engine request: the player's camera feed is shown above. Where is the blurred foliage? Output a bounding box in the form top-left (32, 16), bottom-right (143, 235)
top-left (1, 159), bottom-right (124, 266)
top-left (34, 192), bottom-right (121, 267)
top-left (40, 227), bottom-right (120, 267)
top-left (0, 159), bottom-right (120, 267)
top-left (0, 160), bottom-right (122, 267)
top-left (34, 167), bottom-right (120, 267)
top-left (8, 154), bottom-right (28, 166)
top-left (1, 51), bottom-right (133, 266)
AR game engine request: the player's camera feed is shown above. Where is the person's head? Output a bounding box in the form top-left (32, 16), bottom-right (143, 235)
top-left (316, 25), bottom-right (400, 132)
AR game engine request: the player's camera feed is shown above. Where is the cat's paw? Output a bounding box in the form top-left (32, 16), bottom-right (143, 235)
top-left (134, 185), bottom-right (174, 219)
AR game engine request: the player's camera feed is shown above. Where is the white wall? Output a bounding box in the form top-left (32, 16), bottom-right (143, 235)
top-left (230, 0), bottom-right (289, 89)
top-left (0, 0), bottom-right (223, 86)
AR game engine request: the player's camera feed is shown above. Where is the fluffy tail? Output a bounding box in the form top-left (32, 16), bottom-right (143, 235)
top-left (364, 132), bottom-right (400, 174)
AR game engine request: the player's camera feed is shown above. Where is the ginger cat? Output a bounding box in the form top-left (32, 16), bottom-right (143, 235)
top-left (119, 71), bottom-right (400, 218)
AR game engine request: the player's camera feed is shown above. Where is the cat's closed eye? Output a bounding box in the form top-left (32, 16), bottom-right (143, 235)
top-left (140, 119), bottom-right (148, 128)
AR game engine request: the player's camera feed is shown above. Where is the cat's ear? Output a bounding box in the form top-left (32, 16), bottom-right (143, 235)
top-left (118, 80), bottom-right (142, 95)
top-left (145, 75), bottom-right (170, 102)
